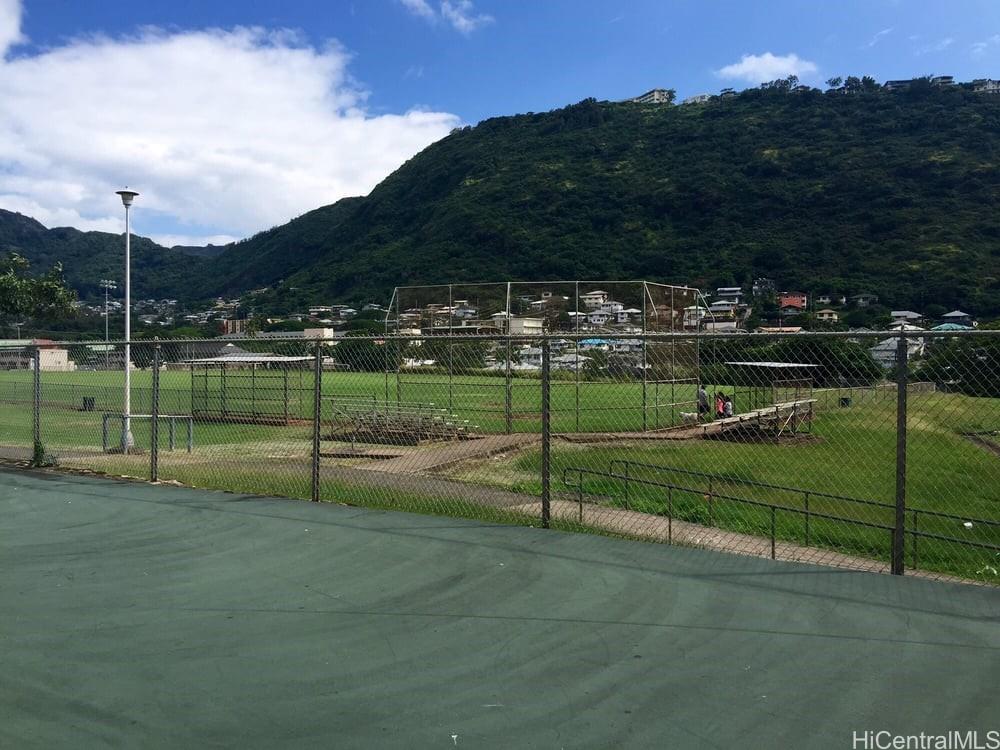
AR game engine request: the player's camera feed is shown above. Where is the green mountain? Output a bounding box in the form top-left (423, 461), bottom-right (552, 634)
top-left (5, 83), bottom-right (1000, 315)
top-left (0, 208), bottom-right (208, 299)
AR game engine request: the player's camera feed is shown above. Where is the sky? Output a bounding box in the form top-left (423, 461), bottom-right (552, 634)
top-left (1, 0), bottom-right (999, 247)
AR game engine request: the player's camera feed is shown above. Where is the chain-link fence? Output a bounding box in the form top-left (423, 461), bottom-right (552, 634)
top-left (2, 329), bottom-right (998, 585)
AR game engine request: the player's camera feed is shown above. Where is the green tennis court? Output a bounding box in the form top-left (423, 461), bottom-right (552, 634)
top-left (1, 467), bottom-right (997, 748)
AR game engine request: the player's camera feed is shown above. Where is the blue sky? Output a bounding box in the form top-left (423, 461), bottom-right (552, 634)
top-left (2, 0), bottom-right (999, 244)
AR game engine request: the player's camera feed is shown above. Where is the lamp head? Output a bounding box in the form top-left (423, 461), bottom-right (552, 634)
top-left (116, 188), bottom-right (139, 207)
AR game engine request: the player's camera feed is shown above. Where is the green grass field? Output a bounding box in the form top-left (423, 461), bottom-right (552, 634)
top-left (0, 367), bottom-right (700, 436)
top-left (2, 367), bottom-right (997, 582)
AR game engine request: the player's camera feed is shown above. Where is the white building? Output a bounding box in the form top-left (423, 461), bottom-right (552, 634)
top-left (972, 79), bottom-right (1000, 94)
top-left (509, 317), bottom-right (544, 336)
top-left (600, 300), bottom-right (625, 314)
top-left (580, 291), bottom-right (608, 309)
top-left (587, 311), bottom-right (613, 326)
top-left (681, 94), bottom-right (711, 105)
top-left (629, 88), bottom-right (674, 104)
top-left (715, 287), bottom-right (743, 303)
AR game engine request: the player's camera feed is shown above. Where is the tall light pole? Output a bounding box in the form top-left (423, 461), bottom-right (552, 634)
top-left (100, 279), bottom-right (117, 368)
top-left (116, 189), bottom-right (139, 451)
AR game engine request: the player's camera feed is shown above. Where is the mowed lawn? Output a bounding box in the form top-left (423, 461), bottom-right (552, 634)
top-left (0, 368), bottom-right (697, 436)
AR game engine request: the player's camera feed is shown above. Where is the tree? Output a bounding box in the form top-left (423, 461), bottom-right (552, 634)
top-left (0, 253), bottom-right (75, 318)
top-left (826, 77), bottom-right (843, 89)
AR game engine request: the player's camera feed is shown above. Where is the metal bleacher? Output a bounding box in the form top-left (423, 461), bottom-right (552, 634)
top-left (328, 396), bottom-right (479, 445)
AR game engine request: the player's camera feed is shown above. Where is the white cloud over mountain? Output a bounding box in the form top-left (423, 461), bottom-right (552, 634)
top-left (716, 52), bottom-right (818, 84)
top-left (0, 0), bottom-right (459, 245)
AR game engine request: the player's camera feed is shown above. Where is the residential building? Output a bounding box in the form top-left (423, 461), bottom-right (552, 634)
top-left (870, 336), bottom-right (925, 369)
top-left (719, 88), bottom-right (736, 98)
top-left (708, 301), bottom-right (738, 318)
top-left (629, 88), bottom-right (674, 104)
top-left (884, 79), bottom-right (912, 91)
top-left (815, 309), bottom-right (840, 323)
top-left (600, 300), bottom-right (625, 314)
top-left (941, 310), bottom-right (973, 327)
top-left (972, 79), bottom-right (1000, 94)
top-left (223, 319), bottom-right (248, 335)
top-left (715, 287), bottom-right (743, 303)
top-left (681, 94), bottom-right (711, 105)
top-left (587, 311), bottom-right (613, 326)
top-left (778, 291), bottom-right (808, 310)
top-left (682, 306), bottom-right (708, 329)
top-left (579, 290), bottom-right (608, 309)
top-left (851, 293), bottom-right (879, 308)
top-left (779, 305), bottom-right (803, 318)
top-left (509, 317), bottom-right (544, 336)
top-left (816, 294), bottom-right (846, 306)
top-left (890, 310), bottom-right (922, 324)
top-left (931, 75), bottom-right (955, 86)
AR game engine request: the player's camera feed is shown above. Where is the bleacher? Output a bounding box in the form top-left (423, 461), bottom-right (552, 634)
top-left (328, 396), bottom-right (479, 445)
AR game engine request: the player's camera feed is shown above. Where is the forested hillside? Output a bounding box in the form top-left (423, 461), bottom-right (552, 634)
top-left (4, 82), bottom-right (1000, 314)
top-left (0, 209), bottom-right (206, 299)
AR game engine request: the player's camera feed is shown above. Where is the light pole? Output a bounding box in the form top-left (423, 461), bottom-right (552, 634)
top-left (100, 279), bottom-right (117, 369)
top-left (116, 188), bottom-right (139, 451)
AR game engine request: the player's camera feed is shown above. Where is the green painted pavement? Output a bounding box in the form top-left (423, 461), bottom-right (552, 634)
top-left (1, 468), bottom-right (997, 748)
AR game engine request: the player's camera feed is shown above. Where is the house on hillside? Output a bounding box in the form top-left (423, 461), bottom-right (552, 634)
top-left (629, 88), bottom-right (674, 104)
top-left (580, 290), bottom-right (608, 309)
top-left (752, 278), bottom-right (776, 296)
top-left (890, 310), bottom-right (923, 325)
top-left (972, 79), bottom-right (1000, 94)
top-left (941, 310), bottom-right (973, 327)
top-left (778, 291), bottom-right (807, 310)
top-left (816, 293), bottom-right (846, 306)
top-left (851, 293), bottom-right (879, 308)
top-left (715, 287), bottom-right (743, 304)
top-left (815, 309), bottom-right (840, 323)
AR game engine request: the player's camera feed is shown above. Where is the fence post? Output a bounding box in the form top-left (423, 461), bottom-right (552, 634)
top-left (150, 340), bottom-right (160, 482)
top-left (32, 346), bottom-right (41, 457)
top-left (312, 342), bottom-right (323, 502)
top-left (892, 334), bottom-right (908, 575)
top-left (541, 337), bottom-right (551, 528)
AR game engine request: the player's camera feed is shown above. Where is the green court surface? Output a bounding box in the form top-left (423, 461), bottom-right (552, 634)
top-left (1, 469), bottom-right (998, 748)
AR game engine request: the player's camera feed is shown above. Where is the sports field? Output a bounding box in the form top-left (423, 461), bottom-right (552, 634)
top-left (2, 468), bottom-right (997, 748)
top-left (0, 367), bottom-right (698, 434)
top-left (1, 368), bottom-right (999, 582)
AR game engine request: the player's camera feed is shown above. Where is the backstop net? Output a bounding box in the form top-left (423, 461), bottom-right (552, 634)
top-left (383, 281), bottom-right (707, 433)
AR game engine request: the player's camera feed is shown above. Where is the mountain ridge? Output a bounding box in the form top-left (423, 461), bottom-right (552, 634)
top-left (4, 86), bottom-right (1000, 315)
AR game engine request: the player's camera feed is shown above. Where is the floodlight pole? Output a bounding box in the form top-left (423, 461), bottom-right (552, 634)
top-left (101, 279), bottom-right (116, 369)
top-left (116, 189), bottom-right (139, 451)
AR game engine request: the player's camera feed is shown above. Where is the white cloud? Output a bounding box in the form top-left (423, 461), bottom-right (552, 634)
top-left (400, 0), bottom-right (493, 35)
top-left (916, 37), bottom-right (954, 55)
top-left (0, 2), bottom-right (460, 244)
top-left (867, 27), bottom-right (893, 48)
top-left (399, 0), bottom-right (435, 21)
top-left (715, 52), bottom-right (818, 84)
top-left (971, 34), bottom-right (1000, 56)
top-left (0, 0), bottom-right (25, 57)
top-left (440, 1), bottom-right (494, 34)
